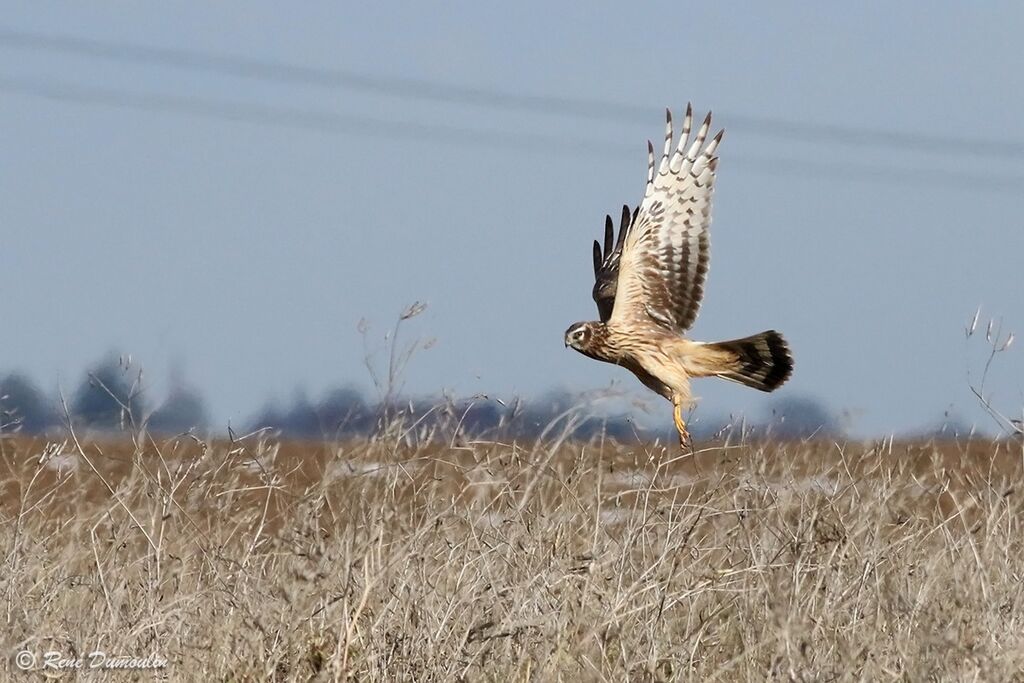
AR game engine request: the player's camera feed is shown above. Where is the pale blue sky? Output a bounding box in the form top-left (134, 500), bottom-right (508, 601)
top-left (1, 3), bottom-right (1022, 435)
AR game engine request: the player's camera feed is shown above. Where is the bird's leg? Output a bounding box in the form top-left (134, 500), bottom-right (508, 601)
top-left (673, 400), bottom-right (691, 450)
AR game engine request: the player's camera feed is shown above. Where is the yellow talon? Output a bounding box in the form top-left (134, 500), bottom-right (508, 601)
top-left (673, 402), bottom-right (691, 449)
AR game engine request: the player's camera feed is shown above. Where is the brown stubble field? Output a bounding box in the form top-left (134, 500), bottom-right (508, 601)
top-left (2, 428), bottom-right (1024, 681)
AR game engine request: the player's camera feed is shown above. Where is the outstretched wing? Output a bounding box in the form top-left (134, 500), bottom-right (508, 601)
top-left (609, 105), bottom-right (721, 333)
top-left (591, 204), bottom-right (636, 322)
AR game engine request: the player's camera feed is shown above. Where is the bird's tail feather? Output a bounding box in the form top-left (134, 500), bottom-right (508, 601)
top-left (707, 330), bottom-right (793, 392)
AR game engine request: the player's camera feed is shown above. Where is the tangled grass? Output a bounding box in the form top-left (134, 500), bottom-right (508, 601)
top-left (2, 426), bottom-right (1023, 680)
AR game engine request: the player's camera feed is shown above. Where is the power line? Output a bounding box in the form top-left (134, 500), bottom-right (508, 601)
top-left (0, 76), bottom-right (619, 156)
top-left (2, 74), bottom-right (1022, 194)
top-left (1, 27), bottom-right (1021, 161)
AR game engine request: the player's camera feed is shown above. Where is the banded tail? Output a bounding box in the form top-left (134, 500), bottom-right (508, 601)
top-left (709, 330), bottom-right (793, 392)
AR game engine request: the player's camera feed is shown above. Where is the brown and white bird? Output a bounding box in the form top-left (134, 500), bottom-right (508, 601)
top-left (564, 105), bottom-right (793, 447)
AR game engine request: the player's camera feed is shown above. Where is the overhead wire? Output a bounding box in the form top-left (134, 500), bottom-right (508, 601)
top-left (1, 27), bottom-right (1021, 160)
top-left (0, 29), bottom-right (1021, 192)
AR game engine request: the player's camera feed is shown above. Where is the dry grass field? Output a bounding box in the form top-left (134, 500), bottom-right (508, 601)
top-left (2, 425), bottom-right (1024, 680)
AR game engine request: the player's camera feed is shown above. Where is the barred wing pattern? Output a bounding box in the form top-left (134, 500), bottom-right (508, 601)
top-left (609, 106), bottom-right (721, 333)
top-left (591, 205), bottom-right (636, 322)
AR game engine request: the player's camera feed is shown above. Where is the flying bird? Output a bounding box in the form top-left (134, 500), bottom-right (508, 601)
top-left (564, 106), bottom-right (793, 447)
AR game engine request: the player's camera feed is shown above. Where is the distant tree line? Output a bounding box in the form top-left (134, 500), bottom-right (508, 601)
top-left (0, 353), bottom-right (857, 441)
top-left (0, 354), bottom-right (208, 436)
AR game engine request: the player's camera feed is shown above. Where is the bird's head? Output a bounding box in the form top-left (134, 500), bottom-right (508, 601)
top-left (564, 321), bottom-right (602, 355)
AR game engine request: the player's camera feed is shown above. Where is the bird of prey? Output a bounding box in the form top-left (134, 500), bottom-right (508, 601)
top-left (564, 105), bottom-right (793, 447)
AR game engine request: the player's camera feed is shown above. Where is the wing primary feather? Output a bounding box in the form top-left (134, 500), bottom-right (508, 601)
top-left (659, 109), bottom-right (672, 175)
top-left (618, 204), bottom-right (631, 248)
top-left (670, 103), bottom-right (694, 172)
top-left (707, 128), bottom-right (724, 155)
top-left (592, 239), bottom-right (602, 276)
top-left (694, 156), bottom-right (719, 187)
top-left (693, 129), bottom-right (725, 175)
top-left (681, 111), bottom-right (712, 176)
top-left (604, 215), bottom-right (614, 256)
top-left (645, 141), bottom-right (655, 196)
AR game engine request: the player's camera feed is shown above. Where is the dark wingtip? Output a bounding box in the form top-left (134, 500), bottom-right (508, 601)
top-left (592, 240), bottom-right (602, 276)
